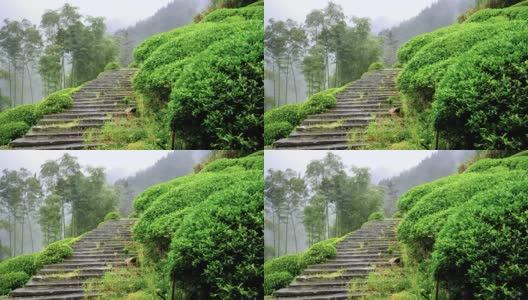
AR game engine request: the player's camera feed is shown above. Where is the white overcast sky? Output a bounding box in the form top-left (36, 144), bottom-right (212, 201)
top-left (265, 150), bottom-right (438, 183)
top-left (0, 150), bottom-right (176, 183)
top-left (0, 0), bottom-right (178, 31)
top-left (266, 0), bottom-right (441, 26)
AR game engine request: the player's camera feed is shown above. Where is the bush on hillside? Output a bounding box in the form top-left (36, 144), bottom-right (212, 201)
top-left (132, 6), bottom-right (263, 150)
top-left (263, 88), bottom-right (342, 145)
top-left (0, 272), bottom-right (30, 295)
top-left (397, 25), bottom-right (461, 65)
top-left (464, 156), bottom-right (528, 173)
top-left (398, 171), bottom-right (526, 255)
top-left (104, 61), bottom-right (121, 71)
top-left (433, 180), bottom-right (528, 299)
top-left (37, 238), bottom-right (75, 267)
top-left (168, 181), bottom-right (263, 299)
top-left (0, 122), bottom-right (30, 146)
top-left (368, 212), bottom-right (385, 221)
top-left (264, 272), bottom-right (293, 296)
top-left (37, 88), bottom-right (75, 116)
top-left (0, 105), bottom-right (37, 126)
top-left (368, 62), bottom-right (385, 71)
top-left (0, 254), bottom-right (37, 276)
top-left (104, 211), bottom-right (120, 221)
top-left (132, 154), bottom-right (263, 299)
top-left (432, 30), bottom-right (528, 150)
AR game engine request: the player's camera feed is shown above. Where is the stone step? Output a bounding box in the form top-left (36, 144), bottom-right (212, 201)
top-left (274, 138), bottom-right (363, 149)
top-left (10, 292), bottom-right (101, 300)
top-left (10, 143), bottom-right (98, 150)
top-left (9, 138), bottom-right (85, 148)
top-left (276, 292), bottom-right (362, 300)
top-left (289, 280), bottom-right (361, 289)
top-left (302, 267), bottom-right (374, 275)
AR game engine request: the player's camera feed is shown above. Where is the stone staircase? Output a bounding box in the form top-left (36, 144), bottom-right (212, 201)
top-left (275, 219), bottom-right (400, 300)
top-left (9, 219), bottom-right (137, 300)
top-left (10, 69), bottom-right (137, 150)
top-left (274, 69), bottom-right (400, 150)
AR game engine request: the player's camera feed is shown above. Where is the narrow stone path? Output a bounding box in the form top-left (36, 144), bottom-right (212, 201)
top-left (10, 219), bottom-right (137, 300)
top-left (275, 219), bottom-right (400, 300)
top-left (10, 69), bottom-right (137, 150)
top-left (274, 69), bottom-right (400, 150)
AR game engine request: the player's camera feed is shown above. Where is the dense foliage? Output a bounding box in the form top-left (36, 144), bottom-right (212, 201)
top-left (133, 153), bottom-right (263, 299)
top-left (0, 238), bottom-right (76, 295)
top-left (264, 237), bottom-right (341, 295)
top-left (133, 3), bottom-right (263, 150)
top-left (397, 5), bottom-right (528, 150)
top-left (0, 87), bottom-right (77, 145)
top-left (397, 153), bottom-right (528, 298)
top-left (263, 87), bottom-right (343, 145)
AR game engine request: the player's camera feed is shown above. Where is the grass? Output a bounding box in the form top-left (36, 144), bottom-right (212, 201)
top-left (42, 119), bottom-right (81, 129)
top-left (43, 270), bottom-right (80, 279)
top-left (83, 243), bottom-right (178, 300)
top-left (305, 120), bottom-right (345, 130)
top-left (304, 269), bottom-right (345, 280)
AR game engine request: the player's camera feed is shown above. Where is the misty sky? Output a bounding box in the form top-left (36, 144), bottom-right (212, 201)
top-left (0, 150), bottom-right (179, 183)
top-left (0, 0), bottom-right (177, 31)
top-left (266, 0), bottom-right (442, 27)
top-left (265, 150), bottom-right (438, 183)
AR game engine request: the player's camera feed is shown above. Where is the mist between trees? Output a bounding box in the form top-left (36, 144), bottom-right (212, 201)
top-left (264, 150), bottom-right (476, 260)
top-left (265, 2), bottom-right (383, 111)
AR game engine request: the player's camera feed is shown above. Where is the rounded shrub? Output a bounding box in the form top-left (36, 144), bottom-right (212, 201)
top-left (433, 180), bottom-right (528, 299)
top-left (264, 105), bottom-right (302, 128)
top-left (432, 29), bottom-right (528, 150)
top-left (104, 211), bottom-right (120, 221)
top-left (264, 254), bottom-right (302, 277)
top-left (37, 88), bottom-right (75, 116)
top-left (264, 272), bottom-right (293, 296)
top-left (104, 61), bottom-right (121, 71)
top-left (0, 254), bottom-right (37, 276)
top-left (0, 122), bottom-right (30, 146)
top-left (0, 104), bottom-right (37, 126)
top-left (368, 62), bottom-right (385, 71)
top-left (464, 156), bottom-right (528, 173)
top-left (167, 179), bottom-right (263, 299)
top-left (0, 272), bottom-right (30, 296)
top-left (264, 121), bottom-right (294, 145)
top-left (303, 240), bottom-right (337, 265)
top-left (203, 5), bottom-right (264, 23)
top-left (37, 239), bottom-right (74, 267)
top-left (368, 211), bottom-right (385, 221)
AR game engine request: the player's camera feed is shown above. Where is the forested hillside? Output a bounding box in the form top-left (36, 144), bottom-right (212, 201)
top-left (379, 0), bottom-right (473, 66)
top-left (265, 153), bottom-right (384, 259)
top-left (0, 154), bottom-right (119, 261)
top-left (114, 150), bottom-right (210, 215)
top-left (379, 150), bottom-right (475, 216)
top-left (265, 2), bottom-right (382, 110)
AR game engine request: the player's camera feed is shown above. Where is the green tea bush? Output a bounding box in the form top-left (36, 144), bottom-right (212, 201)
top-left (132, 6), bottom-right (263, 150)
top-left (167, 24), bottom-right (263, 150)
top-left (368, 62), bottom-right (385, 71)
top-left (465, 156), bottom-right (528, 173)
top-left (433, 180), bottom-right (528, 299)
top-left (104, 61), bottom-right (121, 71)
top-left (398, 22), bottom-right (519, 101)
top-left (368, 211), bottom-right (385, 221)
top-left (397, 25), bottom-right (461, 65)
top-left (0, 254), bottom-right (37, 276)
top-left (263, 237), bottom-right (341, 295)
top-left (0, 122), bottom-right (30, 146)
top-left (263, 87), bottom-right (342, 145)
top-left (37, 238), bottom-right (75, 267)
top-left (202, 5), bottom-right (264, 23)
top-left (104, 211), bottom-right (120, 221)
top-left (264, 122), bottom-right (294, 145)
top-left (0, 87), bottom-right (76, 145)
top-left (0, 104), bottom-right (37, 125)
top-left (466, 6), bottom-right (528, 22)
top-left (432, 29), bottom-right (528, 150)
top-left (397, 175), bottom-right (456, 213)
top-left (132, 153), bottom-right (263, 299)
top-left (397, 154), bottom-right (528, 298)
top-left (264, 272), bottom-right (293, 296)
top-left (168, 180), bottom-right (263, 299)
top-left (37, 88), bottom-right (75, 116)
top-left (0, 272), bottom-right (30, 295)
top-left (398, 171), bottom-right (526, 255)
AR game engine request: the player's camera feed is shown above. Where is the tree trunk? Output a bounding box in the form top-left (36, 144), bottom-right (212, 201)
top-left (277, 211), bottom-right (281, 257)
top-left (272, 60), bottom-right (277, 108)
top-left (21, 64), bottom-right (25, 105)
top-left (61, 198), bottom-right (65, 239)
top-left (277, 60), bottom-right (281, 107)
top-left (284, 211), bottom-right (289, 254)
top-left (290, 212), bottom-right (298, 253)
top-left (28, 216), bottom-right (34, 252)
top-left (284, 57), bottom-right (289, 105)
top-left (26, 65), bottom-right (34, 103)
top-left (290, 62), bottom-right (298, 103)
